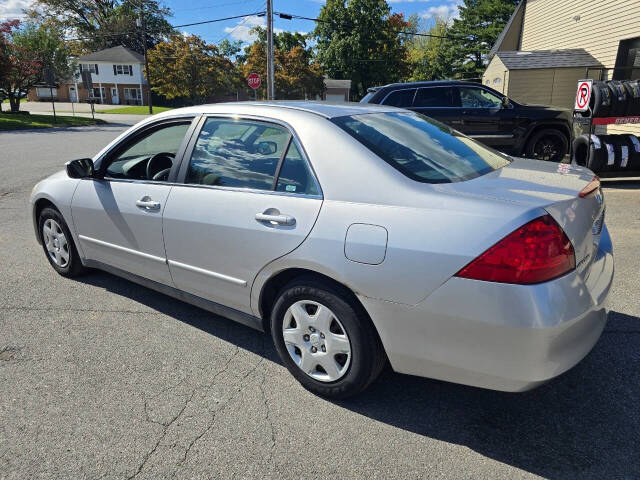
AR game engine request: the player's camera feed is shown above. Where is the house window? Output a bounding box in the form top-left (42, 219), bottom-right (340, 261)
top-left (36, 87), bottom-right (57, 98)
top-left (123, 88), bottom-right (140, 100)
top-left (81, 63), bottom-right (99, 74)
top-left (113, 64), bottom-right (133, 75)
top-left (613, 37), bottom-right (640, 80)
top-left (90, 87), bottom-right (106, 102)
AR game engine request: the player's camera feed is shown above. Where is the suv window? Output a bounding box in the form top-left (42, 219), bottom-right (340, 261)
top-left (275, 141), bottom-right (319, 195)
top-left (459, 87), bottom-right (503, 109)
top-left (382, 89), bottom-right (416, 108)
top-left (414, 87), bottom-right (456, 108)
top-left (331, 112), bottom-right (511, 184)
top-left (186, 118), bottom-right (290, 190)
top-left (105, 121), bottom-right (191, 180)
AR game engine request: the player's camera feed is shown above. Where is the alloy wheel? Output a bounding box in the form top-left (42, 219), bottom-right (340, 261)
top-left (282, 300), bottom-right (352, 382)
top-left (42, 219), bottom-right (70, 268)
top-left (533, 135), bottom-right (562, 161)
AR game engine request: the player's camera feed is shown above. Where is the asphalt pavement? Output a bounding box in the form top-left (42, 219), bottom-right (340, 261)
top-left (0, 123), bottom-right (639, 479)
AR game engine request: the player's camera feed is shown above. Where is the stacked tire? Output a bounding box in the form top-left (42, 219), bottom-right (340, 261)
top-left (587, 80), bottom-right (640, 117)
top-left (573, 133), bottom-right (640, 172)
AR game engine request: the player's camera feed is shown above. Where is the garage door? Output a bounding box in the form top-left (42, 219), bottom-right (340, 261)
top-left (326, 93), bottom-right (346, 102)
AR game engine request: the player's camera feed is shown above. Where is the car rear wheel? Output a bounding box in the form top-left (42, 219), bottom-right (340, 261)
top-left (525, 129), bottom-right (569, 162)
top-left (270, 279), bottom-right (385, 399)
top-left (38, 207), bottom-right (86, 277)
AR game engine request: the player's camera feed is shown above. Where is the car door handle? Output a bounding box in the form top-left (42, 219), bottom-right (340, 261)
top-left (255, 212), bottom-right (296, 226)
top-left (136, 197), bottom-right (161, 210)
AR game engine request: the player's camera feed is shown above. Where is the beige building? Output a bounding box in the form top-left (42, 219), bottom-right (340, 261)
top-left (484, 0), bottom-right (640, 122)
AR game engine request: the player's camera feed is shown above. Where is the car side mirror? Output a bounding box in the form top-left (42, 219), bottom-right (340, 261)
top-left (501, 96), bottom-right (511, 109)
top-left (66, 158), bottom-right (95, 179)
top-left (256, 141), bottom-right (277, 155)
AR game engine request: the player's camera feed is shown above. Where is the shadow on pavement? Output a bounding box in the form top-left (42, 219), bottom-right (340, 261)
top-left (78, 271), bottom-right (639, 479)
top-left (2, 123), bottom-right (133, 134)
top-left (601, 178), bottom-right (640, 190)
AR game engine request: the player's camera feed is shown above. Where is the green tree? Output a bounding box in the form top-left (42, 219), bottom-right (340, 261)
top-left (0, 20), bottom-right (72, 113)
top-left (407, 17), bottom-right (455, 81)
top-left (446, 0), bottom-right (519, 79)
top-left (25, 0), bottom-right (174, 55)
top-left (313, 0), bottom-right (413, 99)
top-left (147, 34), bottom-right (237, 104)
top-left (218, 39), bottom-right (243, 59)
top-left (241, 27), bottom-right (325, 100)
top-left (15, 22), bottom-right (75, 83)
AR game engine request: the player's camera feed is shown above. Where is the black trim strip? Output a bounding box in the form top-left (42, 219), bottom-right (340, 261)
top-left (83, 259), bottom-right (264, 332)
top-left (271, 134), bottom-right (293, 190)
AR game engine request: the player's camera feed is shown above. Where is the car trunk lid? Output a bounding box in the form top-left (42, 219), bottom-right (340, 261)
top-left (435, 158), bottom-right (605, 276)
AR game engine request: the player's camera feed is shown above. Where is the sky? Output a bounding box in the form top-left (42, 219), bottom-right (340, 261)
top-left (0, 0), bottom-right (462, 46)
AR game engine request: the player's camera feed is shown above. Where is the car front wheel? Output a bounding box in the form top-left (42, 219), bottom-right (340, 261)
top-left (270, 279), bottom-right (385, 399)
top-left (38, 207), bottom-right (86, 277)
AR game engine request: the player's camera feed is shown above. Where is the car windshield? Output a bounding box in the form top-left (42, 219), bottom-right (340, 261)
top-left (331, 112), bottom-right (511, 183)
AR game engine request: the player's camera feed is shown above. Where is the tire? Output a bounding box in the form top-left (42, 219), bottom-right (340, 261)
top-left (270, 278), bottom-right (386, 399)
top-left (597, 135), bottom-right (631, 172)
top-left (628, 135), bottom-right (640, 169)
top-left (572, 134), bottom-right (602, 171)
top-left (607, 81), bottom-right (629, 117)
top-left (524, 128), bottom-right (569, 162)
top-left (38, 207), bottom-right (86, 277)
top-left (589, 82), bottom-right (612, 118)
top-left (623, 80), bottom-right (640, 116)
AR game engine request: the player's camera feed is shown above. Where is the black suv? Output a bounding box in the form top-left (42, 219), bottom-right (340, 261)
top-left (361, 80), bottom-right (572, 162)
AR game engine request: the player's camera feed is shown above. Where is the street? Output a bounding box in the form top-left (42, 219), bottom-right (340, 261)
top-left (0, 123), bottom-right (639, 479)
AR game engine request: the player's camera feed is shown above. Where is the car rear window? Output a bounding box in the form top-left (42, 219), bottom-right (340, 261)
top-left (331, 112), bottom-right (511, 183)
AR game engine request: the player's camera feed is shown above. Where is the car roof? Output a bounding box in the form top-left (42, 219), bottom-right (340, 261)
top-left (368, 80), bottom-right (482, 91)
top-left (153, 101), bottom-right (398, 120)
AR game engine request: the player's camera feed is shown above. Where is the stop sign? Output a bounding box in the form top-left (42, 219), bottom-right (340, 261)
top-left (247, 73), bottom-right (261, 90)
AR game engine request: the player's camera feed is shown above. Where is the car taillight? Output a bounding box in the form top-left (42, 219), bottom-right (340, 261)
top-left (455, 214), bottom-right (575, 284)
top-left (579, 175), bottom-right (600, 198)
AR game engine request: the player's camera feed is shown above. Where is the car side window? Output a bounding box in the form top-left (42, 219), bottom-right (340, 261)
top-left (459, 87), bottom-right (503, 109)
top-left (382, 89), bottom-right (417, 108)
top-left (186, 118), bottom-right (290, 190)
top-left (414, 87), bottom-right (456, 108)
top-left (105, 122), bottom-right (191, 181)
top-left (276, 141), bottom-right (319, 195)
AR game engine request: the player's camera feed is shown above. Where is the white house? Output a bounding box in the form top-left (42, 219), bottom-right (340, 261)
top-left (29, 45), bottom-right (149, 105)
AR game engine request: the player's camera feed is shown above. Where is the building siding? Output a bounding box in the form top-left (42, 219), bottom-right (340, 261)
top-left (515, 0), bottom-right (640, 134)
top-left (521, 0), bottom-right (640, 72)
top-left (550, 68), bottom-right (590, 109)
top-left (482, 56), bottom-right (509, 95)
top-left (507, 69), bottom-right (554, 105)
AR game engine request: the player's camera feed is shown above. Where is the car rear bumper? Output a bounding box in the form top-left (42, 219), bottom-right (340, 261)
top-left (360, 224), bottom-right (614, 392)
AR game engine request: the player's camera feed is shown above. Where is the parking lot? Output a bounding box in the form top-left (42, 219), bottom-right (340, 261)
top-left (0, 123), bottom-right (639, 479)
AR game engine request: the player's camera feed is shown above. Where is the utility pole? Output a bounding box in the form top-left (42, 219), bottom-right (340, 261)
top-left (139, 1), bottom-right (153, 114)
top-left (266, 0), bottom-right (275, 100)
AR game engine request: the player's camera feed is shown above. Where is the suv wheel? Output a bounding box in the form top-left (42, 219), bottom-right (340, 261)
top-left (525, 129), bottom-right (569, 162)
top-left (270, 279), bottom-right (385, 399)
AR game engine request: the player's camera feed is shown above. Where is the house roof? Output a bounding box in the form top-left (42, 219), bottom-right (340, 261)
top-left (488, 0), bottom-right (525, 59)
top-left (77, 46), bottom-right (144, 64)
top-left (494, 49), bottom-right (603, 70)
top-left (324, 79), bottom-right (351, 89)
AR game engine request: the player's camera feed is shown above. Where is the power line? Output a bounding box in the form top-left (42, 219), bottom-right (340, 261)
top-left (274, 11), bottom-right (452, 39)
top-left (173, 12), bottom-right (264, 29)
top-left (63, 12), bottom-right (266, 41)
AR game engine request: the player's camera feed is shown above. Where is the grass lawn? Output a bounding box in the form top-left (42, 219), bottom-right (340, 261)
top-left (0, 113), bottom-right (105, 130)
top-left (95, 105), bottom-right (173, 114)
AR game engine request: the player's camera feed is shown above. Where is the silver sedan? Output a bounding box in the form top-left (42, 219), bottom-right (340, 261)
top-left (30, 102), bottom-right (614, 398)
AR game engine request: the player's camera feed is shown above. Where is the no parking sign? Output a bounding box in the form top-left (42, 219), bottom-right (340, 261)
top-left (575, 80), bottom-right (592, 111)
